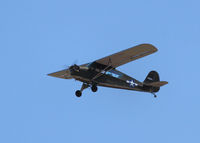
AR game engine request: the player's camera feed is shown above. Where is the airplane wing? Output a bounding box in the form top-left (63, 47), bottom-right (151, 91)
top-left (48, 69), bottom-right (72, 79)
top-left (95, 44), bottom-right (157, 68)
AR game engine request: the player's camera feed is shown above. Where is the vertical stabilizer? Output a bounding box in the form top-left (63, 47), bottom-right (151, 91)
top-left (144, 71), bottom-right (160, 83)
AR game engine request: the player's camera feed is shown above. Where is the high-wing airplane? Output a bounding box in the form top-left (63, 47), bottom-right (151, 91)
top-left (48, 44), bottom-right (168, 98)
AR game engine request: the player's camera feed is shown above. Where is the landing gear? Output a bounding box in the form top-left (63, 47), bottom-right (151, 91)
top-left (91, 85), bottom-right (98, 92)
top-left (75, 83), bottom-right (89, 97)
top-left (75, 90), bottom-right (82, 97)
top-left (75, 83), bottom-right (98, 97)
top-left (152, 92), bottom-right (157, 98)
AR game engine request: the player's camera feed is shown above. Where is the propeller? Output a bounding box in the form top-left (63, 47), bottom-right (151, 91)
top-left (69, 64), bottom-right (80, 71)
top-left (72, 59), bottom-right (78, 65)
top-left (63, 59), bottom-right (79, 70)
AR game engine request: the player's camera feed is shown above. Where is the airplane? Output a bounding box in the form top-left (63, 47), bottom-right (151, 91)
top-left (48, 44), bottom-right (168, 98)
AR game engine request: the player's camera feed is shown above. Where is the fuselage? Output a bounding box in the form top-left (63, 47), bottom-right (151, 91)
top-left (69, 65), bottom-right (155, 93)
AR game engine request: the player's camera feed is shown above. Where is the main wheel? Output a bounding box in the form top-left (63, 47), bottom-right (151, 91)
top-left (75, 90), bottom-right (82, 97)
top-left (91, 85), bottom-right (98, 92)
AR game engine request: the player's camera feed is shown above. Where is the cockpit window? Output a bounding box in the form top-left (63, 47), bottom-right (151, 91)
top-left (87, 62), bottom-right (123, 78)
top-left (105, 70), bottom-right (122, 78)
top-left (87, 63), bottom-right (92, 67)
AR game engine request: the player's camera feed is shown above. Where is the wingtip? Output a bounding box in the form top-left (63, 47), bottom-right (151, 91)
top-left (148, 43), bottom-right (158, 52)
top-left (47, 72), bottom-right (56, 77)
top-left (47, 69), bottom-right (72, 79)
top-left (47, 73), bottom-right (53, 76)
top-left (140, 43), bottom-right (158, 52)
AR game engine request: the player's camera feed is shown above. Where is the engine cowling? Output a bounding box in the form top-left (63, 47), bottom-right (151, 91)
top-left (69, 64), bottom-right (80, 72)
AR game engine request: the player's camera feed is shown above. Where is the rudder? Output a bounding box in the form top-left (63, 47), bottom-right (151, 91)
top-left (144, 71), bottom-right (160, 83)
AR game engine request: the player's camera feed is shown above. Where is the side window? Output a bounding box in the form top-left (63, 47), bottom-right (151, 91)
top-left (106, 71), bottom-right (112, 76)
top-left (106, 71), bottom-right (119, 78)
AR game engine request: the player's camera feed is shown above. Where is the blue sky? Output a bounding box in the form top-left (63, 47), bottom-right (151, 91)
top-left (0, 0), bottom-right (200, 143)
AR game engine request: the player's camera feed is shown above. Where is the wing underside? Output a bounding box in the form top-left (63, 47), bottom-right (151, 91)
top-left (48, 69), bottom-right (72, 79)
top-left (95, 44), bottom-right (157, 68)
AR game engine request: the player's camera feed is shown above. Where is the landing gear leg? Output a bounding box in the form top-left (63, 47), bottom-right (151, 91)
top-left (75, 83), bottom-right (89, 97)
top-left (152, 92), bottom-right (157, 98)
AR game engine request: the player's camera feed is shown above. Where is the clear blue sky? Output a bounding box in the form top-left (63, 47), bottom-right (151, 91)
top-left (0, 0), bottom-right (200, 143)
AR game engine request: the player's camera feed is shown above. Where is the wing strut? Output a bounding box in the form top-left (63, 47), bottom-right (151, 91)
top-left (92, 58), bottom-right (113, 81)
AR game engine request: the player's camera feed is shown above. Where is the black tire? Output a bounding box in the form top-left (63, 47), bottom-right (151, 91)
top-left (91, 85), bottom-right (98, 92)
top-left (75, 90), bottom-right (82, 97)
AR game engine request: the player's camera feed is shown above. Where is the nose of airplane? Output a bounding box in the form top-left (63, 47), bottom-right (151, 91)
top-left (69, 64), bottom-right (80, 72)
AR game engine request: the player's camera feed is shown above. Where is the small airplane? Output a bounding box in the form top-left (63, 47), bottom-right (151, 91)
top-left (48, 44), bottom-right (168, 98)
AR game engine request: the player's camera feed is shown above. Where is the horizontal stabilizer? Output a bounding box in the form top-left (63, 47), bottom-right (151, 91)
top-left (144, 81), bottom-right (168, 87)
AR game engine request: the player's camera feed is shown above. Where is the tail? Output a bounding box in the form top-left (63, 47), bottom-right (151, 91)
top-left (144, 71), bottom-right (160, 83)
top-left (143, 71), bottom-right (168, 92)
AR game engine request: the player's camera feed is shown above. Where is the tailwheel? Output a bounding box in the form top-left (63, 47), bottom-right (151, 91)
top-left (75, 90), bottom-right (82, 97)
top-left (152, 92), bottom-right (157, 98)
top-left (91, 85), bottom-right (98, 92)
